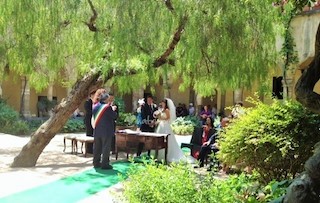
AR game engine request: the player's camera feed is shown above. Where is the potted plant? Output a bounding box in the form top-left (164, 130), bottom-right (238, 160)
top-left (171, 116), bottom-right (202, 147)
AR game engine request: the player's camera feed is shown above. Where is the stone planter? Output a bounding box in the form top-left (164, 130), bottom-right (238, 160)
top-left (174, 134), bottom-right (192, 147)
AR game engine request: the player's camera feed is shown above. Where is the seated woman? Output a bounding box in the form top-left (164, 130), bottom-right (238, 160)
top-left (197, 116), bottom-right (230, 170)
top-left (200, 105), bottom-right (213, 125)
top-left (196, 117), bottom-right (216, 167)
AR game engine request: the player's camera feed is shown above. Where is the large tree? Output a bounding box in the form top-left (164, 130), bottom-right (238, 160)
top-left (0, 0), bottom-right (282, 167)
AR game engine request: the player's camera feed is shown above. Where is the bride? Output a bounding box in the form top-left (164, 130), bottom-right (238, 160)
top-left (155, 98), bottom-right (195, 164)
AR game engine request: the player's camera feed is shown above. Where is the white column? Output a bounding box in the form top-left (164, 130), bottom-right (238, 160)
top-left (47, 84), bottom-right (53, 101)
top-left (195, 93), bottom-right (203, 115)
top-left (233, 88), bottom-right (243, 103)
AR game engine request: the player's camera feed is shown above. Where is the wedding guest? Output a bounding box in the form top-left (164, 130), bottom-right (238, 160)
top-left (200, 105), bottom-right (212, 124)
top-left (188, 103), bottom-right (195, 116)
top-left (231, 101), bottom-right (245, 119)
top-left (92, 88), bottom-right (106, 109)
top-left (92, 93), bottom-right (118, 170)
top-left (181, 103), bottom-right (188, 117)
top-left (176, 103), bottom-right (184, 117)
top-left (196, 117), bottom-right (217, 168)
top-left (83, 90), bottom-right (96, 154)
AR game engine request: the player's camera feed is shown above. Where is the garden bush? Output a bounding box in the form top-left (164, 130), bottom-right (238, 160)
top-left (61, 118), bottom-right (85, 133)
top-left (117, 113), bottom-right (136, 126)
top-left (218, 99), bottom-right (320, 183)
top-left (122, 161), bottom-right (288, 203)
top-left (0, 99), bottom-right (29, 135)
top-left (123, 162), bottom-right (200, 203)
top-left (171, 116), bottom-right (202, 135)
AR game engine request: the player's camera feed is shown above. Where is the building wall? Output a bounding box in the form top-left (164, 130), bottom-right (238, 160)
top-left (1, 73), bottom-right (69, 117)
top-left (2, 73), bottom-right (22, 112)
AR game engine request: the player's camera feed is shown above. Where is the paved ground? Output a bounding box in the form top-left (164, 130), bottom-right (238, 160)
top-left (0, 132), bottom-right (126, 202)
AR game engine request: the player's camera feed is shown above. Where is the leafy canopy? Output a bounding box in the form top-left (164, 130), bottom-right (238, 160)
top-left (0, 0), bottom-right (311, 95)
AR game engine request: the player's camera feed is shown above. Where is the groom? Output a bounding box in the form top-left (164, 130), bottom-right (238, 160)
top-left (137, 95), bottom-right (157, 156)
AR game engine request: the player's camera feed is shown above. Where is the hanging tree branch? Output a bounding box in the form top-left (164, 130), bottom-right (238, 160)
top-left (153, 15), bottom-right (188, 68)
top-left (84, 0), bottom-right (98, 32)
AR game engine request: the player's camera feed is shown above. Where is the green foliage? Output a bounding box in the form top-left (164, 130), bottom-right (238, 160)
top-left (0, 99), bottom-right (29, 135)
top-left (114, 97), bottom-right (125, 113)
top-left (123, 162), bottom-right (200, 203)
top-left (0, 99), bottom-right (19, 127)
top-left (114, 97), bottom-right (136, 126)
top-left (117, 113), bottom-right (136, 127)
top-left (201, 173), bottom-right (289, 203)
top-left (0, 0), bottom-right (280, 95)
top-left (61, 118), bottom-right (85, 133)
top-left (171, 116), bottom-right (201, 135)
top-left (26, 119), bottom-right (46, 131)
top-left (218, 99), bottom-right (320, 183)
top-left (123, 161), bottom-right (288, 203)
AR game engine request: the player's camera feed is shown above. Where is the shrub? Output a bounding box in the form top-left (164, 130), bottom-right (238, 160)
top-left (114, 97), bottom-right (125, 113)
top-left (218, 99), bottom-right (320, 183)
top-left (26, 119), bottom-right (46, 131)
top-left (171, 116), bottom-right (201, 135)
top-left (201, 173), bottom-right (289, 203)
top-left (123, 162), bottom-right (200, 203)
top-left (117, 113), bottom-right (136, 126)
top-left (122, 161), bottom-right (288, 203)
top-left (61, 118), bottom-right (85, 133)
top-left (0, 99), bottom-right (30, 135)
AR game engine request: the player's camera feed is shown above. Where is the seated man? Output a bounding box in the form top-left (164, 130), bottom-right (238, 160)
top-left (197, 132), bottom-right (219, 168)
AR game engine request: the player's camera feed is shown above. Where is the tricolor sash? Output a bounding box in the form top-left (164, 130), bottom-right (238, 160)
top-left (91, 103), bottom-right (110, 129)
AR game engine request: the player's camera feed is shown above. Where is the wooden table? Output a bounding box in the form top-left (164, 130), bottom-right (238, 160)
top-left (115, 130), bottom-right (168, 162)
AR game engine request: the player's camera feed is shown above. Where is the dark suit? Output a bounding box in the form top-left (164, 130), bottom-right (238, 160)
top-left (137, 103), bottom-right (157, 156)
top-left (140, 103), bottom-right (157, 132)
top-left (93, 104), bottom-right (118, 168)
top-left (84, 99), bottom-right (93, 154)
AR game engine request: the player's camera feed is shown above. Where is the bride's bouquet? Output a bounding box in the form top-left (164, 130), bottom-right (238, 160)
top-left (153, 108), bottom-right (163, 118)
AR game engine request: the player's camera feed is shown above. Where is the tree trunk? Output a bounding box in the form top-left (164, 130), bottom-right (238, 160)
top-left (11, 71), bottom-right (103, 167)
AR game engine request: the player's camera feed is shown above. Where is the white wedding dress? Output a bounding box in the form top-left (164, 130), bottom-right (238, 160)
top-left (155, 101), bottom-right (196, 164)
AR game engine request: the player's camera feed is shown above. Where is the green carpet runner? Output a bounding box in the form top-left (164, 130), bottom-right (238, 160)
top-left (0, 161), bottom-right (131, 203)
